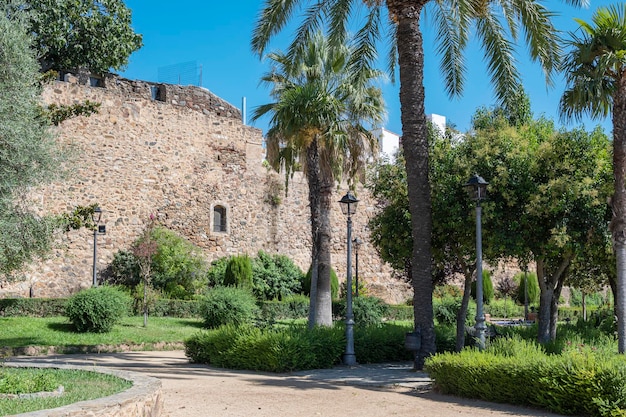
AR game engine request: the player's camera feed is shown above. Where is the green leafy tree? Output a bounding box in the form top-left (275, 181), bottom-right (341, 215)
top-left (368, 126), bottom-right (478, 352)
top-left (0, 12), bottom-right (67, 278)
top-left (467, 112), bottom-right (612, 343)
top-left (559, 3), bottom-right (626, 352)
top-left (132, 214), bottom-right (158, 327)
top-left (252, 32), bottom-right (384, 328)
top-left (2, 0), bottom-right (143, 73)
top-left (253, 0), bottom-right (583, 369)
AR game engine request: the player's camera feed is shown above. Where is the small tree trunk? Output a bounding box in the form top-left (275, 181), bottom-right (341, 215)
top-left (582, 291), bottom-right (587, 322)
top-left (455, 272), bottom-right (473, 352)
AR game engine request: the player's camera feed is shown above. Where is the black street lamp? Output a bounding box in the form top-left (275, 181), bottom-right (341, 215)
top-left (91, 207), bottom-right (106, 287)
top-left (464, 174), bottom-right (488, 350)
top-left (339, 191), bottom-right (358, 366)
top-left (352, 237), bottom-right (363, 297)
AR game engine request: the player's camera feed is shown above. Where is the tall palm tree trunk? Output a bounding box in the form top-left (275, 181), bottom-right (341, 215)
top-left (388, 0), bottom-right (435, 370)
top-left (612, 82), bottom-right (626, 353)
top-left (307, 138), bottom-right (323, 328)
top-left (316, 167), bottom-right (335, 326)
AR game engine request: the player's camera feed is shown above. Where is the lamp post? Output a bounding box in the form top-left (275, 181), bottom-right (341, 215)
top-left (339, 191), bottom-right (358, 366)
top-left (464, 174), bottom-right (488, 350)
top-left (352, 237), bottom-right (363, 297)
top-left (91, 207), bottom-right (104, 287)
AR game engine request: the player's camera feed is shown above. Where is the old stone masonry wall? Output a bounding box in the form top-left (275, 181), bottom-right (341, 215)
top-left (0, 74), bottom-right (409, 303)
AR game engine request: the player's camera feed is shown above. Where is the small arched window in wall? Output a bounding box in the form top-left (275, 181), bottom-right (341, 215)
top-left (213, 205), bottom-right (227, 233)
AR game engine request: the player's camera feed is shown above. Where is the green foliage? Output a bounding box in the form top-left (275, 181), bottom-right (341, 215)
top-left (23, 0), bottom-right (143, 73)
top-left (337, 296), bottom-right (388, 327)
top-left (433, 284), bottom-right (463, 298)
top-left (0, 298), bottom-right (66, 317)
top-left (44, 101), bottom-right (100, 126)
top-left (207, 256), bottom-right (230, 287)
top-left (0, 369), bottom-right (58, 394)
top-left (259, 294), bottom-right (310, 320)
top-left (426, 336), bottom-right (626, 417)
top-left (106, 250), bottom-right (140, 286)
top-left (513, 272), bottom-right (540, 305)
top-left (0, 13), bottom-right (67, 276)
top-left (185, 322), bottom-right (418, 371)
top-left (569, 288), bottom-right (608, 308)
top-left (64, 286), bottom-right (130, 333)
top-left (485, 298), bottom-right (523, 318)
top-left (470, 270), bottom-right (494, 305)
top-left (385, 304), bottom-right (414, 321)
top-left (251, 250), bottom-right (303, 300)
top-left (56, 203), bottom-right (101, 232)
top-left (224, 254), bottom-right (253, 289)
top-left (302, 266), bottom-right (338, 300)
top-left (185, 324), bottom-right (344, 372)
top-left (199, 286), bottom-right (259, 329)
top-left (149, 226), bottom-right (208, 299)
top-left (354, 323), bottom-right (413, 363)
top-left (433, 296), bottom-right (475, 326)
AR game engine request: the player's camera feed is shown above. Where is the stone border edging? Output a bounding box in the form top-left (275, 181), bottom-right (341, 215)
top-left (3, 362), bottom-right (163, 417)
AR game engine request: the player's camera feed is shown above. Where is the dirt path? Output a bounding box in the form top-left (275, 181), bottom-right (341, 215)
top-left (8, 351), bottom-right (564, 417)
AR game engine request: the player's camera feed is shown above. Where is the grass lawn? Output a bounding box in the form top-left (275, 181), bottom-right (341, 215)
top-left (0, 367), bottom-right (131, 416)
top-left (0, 316), bottom-right (204, 354)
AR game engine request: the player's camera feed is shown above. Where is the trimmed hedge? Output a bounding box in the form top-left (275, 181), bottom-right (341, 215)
top-left (0, 298), bottom-right (66, 317)
top-left (426, 336), bottom-right (626, 417)
top-left (65, 286), bottom-right (131, 333)
top-left (184, 322), bottom-right (416, 371)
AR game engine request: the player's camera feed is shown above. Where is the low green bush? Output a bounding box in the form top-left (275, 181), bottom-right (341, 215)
top-left (185, 324), bottom-right (344, 372)
top-left (185, 322), bottom-right (418, 371)
top-left (386, 304), bottom-right (413, 321)
top-left (0, 298), bottom-right (66, 317)
top-left (149, 298), bottom-right (202, 317)
top-left (199, 286), bottom-right (259, 329)
top-left (426, 336), bottom-right (626, 417)
top-left (433, 296), bottom-right (475, 326)
top-left (354, 323), bottom-right (413, 363)
top-left (207, 256), bottom-right (230, 287)
top-left (260, 294), bottom-right (309, 320)
top-left (337, 296), bottom-right (388, 327)
top-left (486, 298), bottom-right (523, 318)
top-left (252, 251), bottom-right (303, 300)
top-left (65, 286), bottom-right (131, 333)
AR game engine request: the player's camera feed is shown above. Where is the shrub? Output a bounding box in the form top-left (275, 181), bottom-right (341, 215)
top-left (433, 284), bottom-right (462, 298)
top-left (433, 296), bottom-right (475, 326)
top-left (150, 226), bottom-right (209, 298)
top-left (199, 286), bottom-right (259, 329)
top-left (105, 250), bottom-right (140, 287)
top-left (470, 270), bottom-right (494, 305)
top-left (207, 256), bottom-right (230, 287)
top-left (485, 298), bottom-right (523, 318)
top-left (386, 304), bottom-right (414, 321)
top-left (302, 266), bottom-right (339, 300)
top-left (185, 324), bottom-right (344, 372)
top-left (426, 336), bottom-right (626, 417)
top-left (252, 251), bottom-right (303, 300)
top-left (337, 296), bottom-right (388, 327)
top-left (224, 255), bottom-right (253, 289)
top-left (0, 298), bottom-right (66, 317)
top-left (260, 294), bottom-right (309, 320)
top-left (354, 323), bottom-right (413, 363)
top-left (65, 286), bottom-right (130, 333)
top-left (513, 271), bottom-right (540, 305)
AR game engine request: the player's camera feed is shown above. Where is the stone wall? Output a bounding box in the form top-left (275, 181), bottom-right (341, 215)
top-left (0, 75), bottom-right (410, 303)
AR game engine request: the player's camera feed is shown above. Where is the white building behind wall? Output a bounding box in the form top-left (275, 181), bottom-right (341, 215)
top-left (372, 114), bottom-right (447, 163)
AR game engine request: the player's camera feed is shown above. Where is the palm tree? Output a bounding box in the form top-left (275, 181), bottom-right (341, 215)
top-left (559, 4), bottom-right (626, 353)
top-left (252, 32), bottom-right (385, 327)
top-left (253, 0), bottom-right (582, 369)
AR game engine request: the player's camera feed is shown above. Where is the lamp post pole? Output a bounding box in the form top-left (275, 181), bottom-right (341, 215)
top-left (92, 227), bottom-right (98, 287)
top-left (353, 237), bottom-right (362, 297)
top-left (465, 175), bottom-right (488, 350)
top-left (91, 207), bottom-right (103, 287)
top-left (474, 197), bottom-right (486, 349)
top-left (339, 191), bottom-right (358, 366)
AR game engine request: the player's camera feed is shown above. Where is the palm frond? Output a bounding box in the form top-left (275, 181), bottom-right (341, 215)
top-left (251, 0), bottom-right (302, 57)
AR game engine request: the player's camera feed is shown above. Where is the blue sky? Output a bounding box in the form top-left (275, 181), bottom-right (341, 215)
top-left (120, 0), bottom-right (614, 137)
